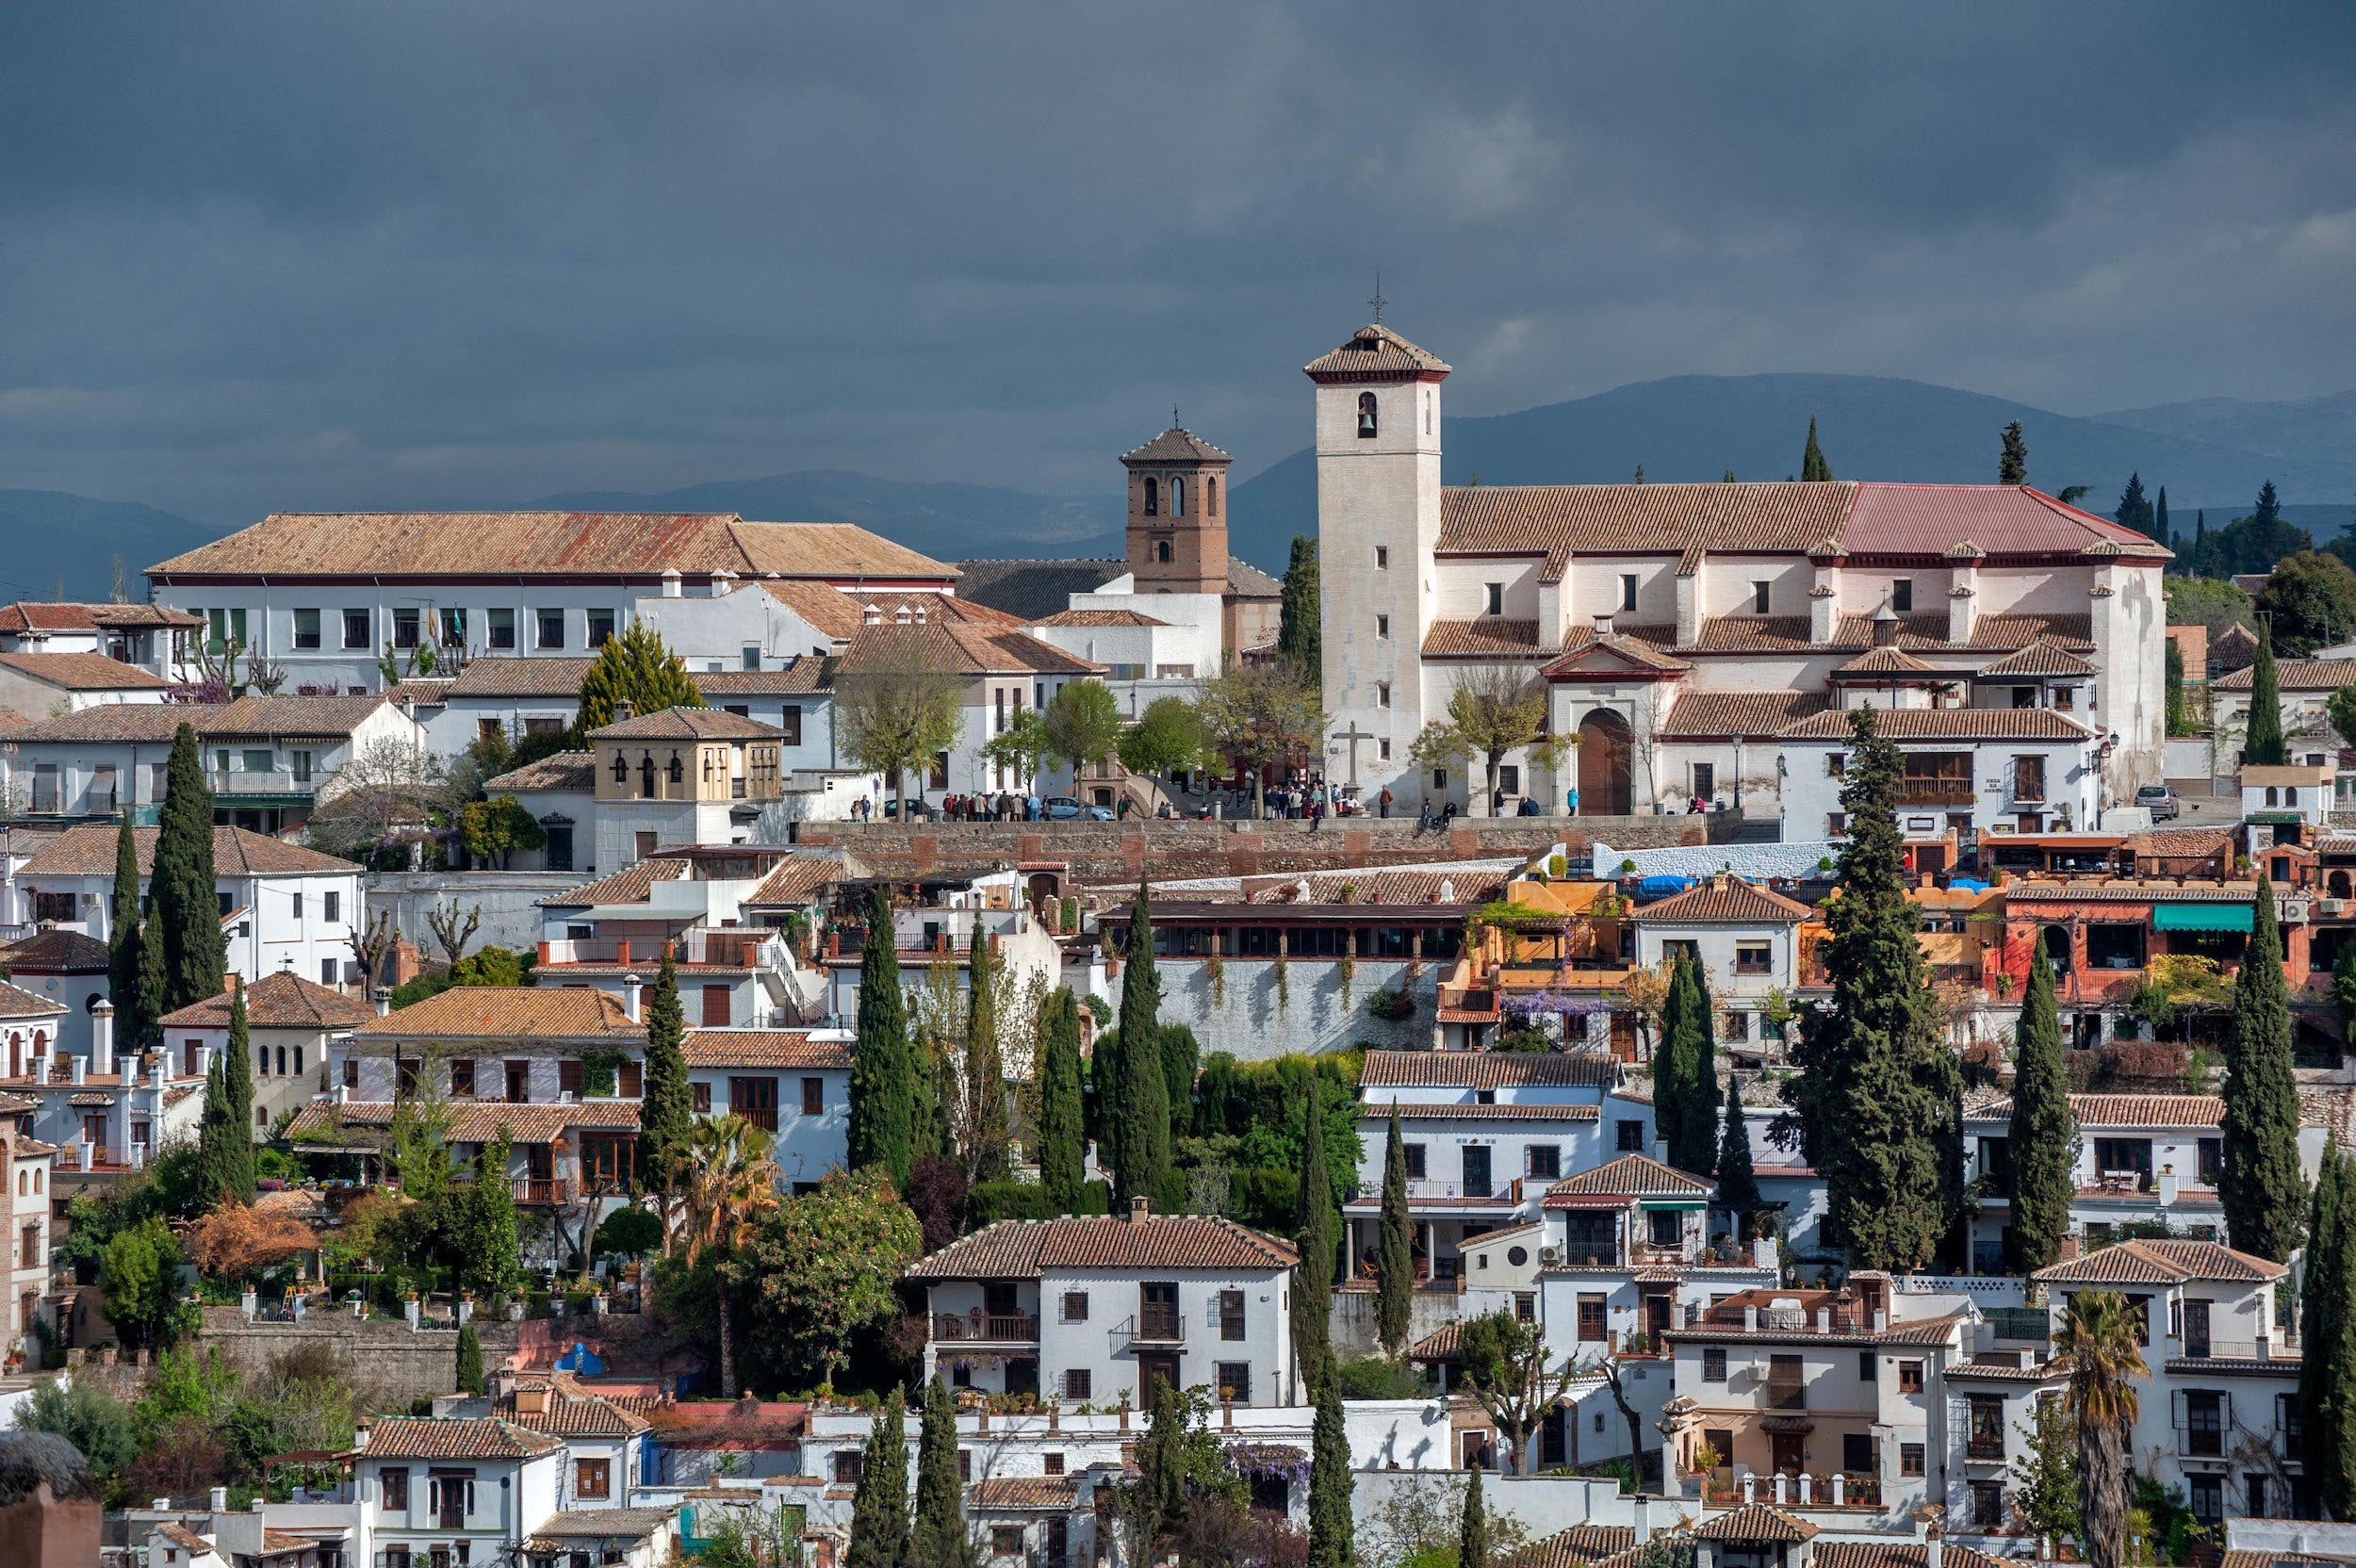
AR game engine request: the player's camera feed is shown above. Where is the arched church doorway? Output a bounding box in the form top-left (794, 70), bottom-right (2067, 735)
top-left (1577, 710), bottom-right (1633, 816)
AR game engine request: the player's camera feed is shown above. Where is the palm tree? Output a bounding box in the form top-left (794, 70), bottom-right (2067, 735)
top-left (2055, 1290), bottom-right (2146, 1568)
top-left (679, 1113), bottom-right (782, 1397)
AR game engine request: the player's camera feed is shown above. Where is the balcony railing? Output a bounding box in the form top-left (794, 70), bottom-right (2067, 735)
top-left (2176, 1424), bottom-right (2226, 1459)
top-left (2169, 1337), bottom-right (2278, 1364)
top-left (1895, 778), bottom-right (1974, 806)
top-left (1967, 1438), bottom-right (2006, 1461)
top-left (1115, 1314), bottom-right (1186, 1347)
top-left (932, 1313), bottom-right (1041, 1345)
top-left (1766, 1380), bottom-right (1807, 1411)
top-left (1401, 1178), bottom-right (1515, 1202)
top-left (206, 768), bottom-right (321, 798)
top-left (515, 1178), bottom-right (569, 1205)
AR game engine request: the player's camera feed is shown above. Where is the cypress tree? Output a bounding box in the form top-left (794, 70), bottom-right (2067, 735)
top-left (1459, 1464), bottom-right (1491, 1568)
top-left (1294, 1071), bottom-right (1337, 1394)
top-left (462, 1133), bottom-right (523, 1303)
top-left (640, 952), bottom-right (694, 1194)
top-left (2114, 472), bottom-right (2153, 538)
top-left (1998, 421), bottom-right (2027, 485)
top-left (1651, 957), bottom-right (1693, 1161)
top-left (2006, 941), bottom-right (2075, 1273)
top-left (1134, 1371), bottom-right (1188, 1549)
top-left (132, 903), bottom-right (168, 1055)
top-left (845, 1389), bottom-right (912, 1568)
top-left (1780, 707), bottom-right (1961, 1267)
top-left (1036, 988), bottom-right (1085, 1212)
top-left (2219, 876), bottom-right (2308, 1262)
top-left (1113, 884), bottom-right (1174, 1207)
top-left (1279, 534), bottom-right (1321, 675)
top-left (455, 1321), bottom-right (484, 1395)
top-left (1800, 415), bottom-right (1833, 482)
top-left (1715, 1078), bottom-right (1760, 1240)
top-left (2245, 625), bottom-right (2287, 765)
top-left (2298, 1145), bottom-right (2351, 1518)
top-left (218, 984), bottom-right (257, 1200)
top-left (1689, 957), bottom-right (1722, 1169)
top-left (1159, 1022), bottom-right (1200, 1139)
top-left (964, 924), bottom-right (1008, 1183)
top-left (1092, 1021), bottom-right (1123, 1191)
top-left (911, 1374), bottom-right (964, 1568)
top-left (106, 815), bottom-right (148, 1049)
top-left (1376, 1104), bottom-right (1413, 1355)
top-left (2155, 485), bottom-right (2170, 547)
top-left (193, 1044), bottom-right (233, 1205)
top-left (153, 723), bottom-right (223, 1012)
top-left (1308, 1348), bottom-right (1355, 1568)
top-left (847, 889), bottom-right (916, 1187)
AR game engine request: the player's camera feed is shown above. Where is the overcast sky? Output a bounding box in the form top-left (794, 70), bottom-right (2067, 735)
top-left (5, 2), bottom-right (2354, 525)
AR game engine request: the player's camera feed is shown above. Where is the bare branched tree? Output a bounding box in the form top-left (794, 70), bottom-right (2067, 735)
top-left (426, 901), bottom-right (483, 968)
top-left (348, 911), bottom-right (398, 992)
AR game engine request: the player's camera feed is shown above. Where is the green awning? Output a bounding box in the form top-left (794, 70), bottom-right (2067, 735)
top-left (2153, 904), bottom-right (2254, 933)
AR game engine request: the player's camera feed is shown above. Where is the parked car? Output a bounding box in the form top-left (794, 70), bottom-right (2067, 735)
top-left (2135, 783), bottom-right (2179, 822)
top-left (1041, 796), bottom-right (1115, 822)
top-left (884, 796), bottom-right (934, 821)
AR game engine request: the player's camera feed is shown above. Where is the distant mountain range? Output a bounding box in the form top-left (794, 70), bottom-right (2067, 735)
top-left (9, 373), bottom-right (2356, 597)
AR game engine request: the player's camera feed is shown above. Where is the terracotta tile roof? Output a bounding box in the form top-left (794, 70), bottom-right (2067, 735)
top-left (1776, 708), bottom-right (2095, 742)
top-left (537, 858), bottom-right (694, 907)
top-left (527, 1507), bottom-right (677, 1540)
top-left (351, 985), bottom-right (645, 1040)
top-left (1978, 637), bottom-right (2100, 678)
top-left (2217, 1554), bottom-right (2356, 1568)
top-left (1440, 483), bottom-right (1855, 564)
top-left (1841, 484), bottom-right (2165, 560)
top-left (683, 1030), bottom-right (852, 1069)
top-left (1634, 876), bottom-right (1809, 924)
top-left (758, 580), bottom-right (872, 641)
top-left (286, 1098), bottom-right (642, 1145)
top-left (1227, 558), bottom-right (1284, 597)
top-left (1544, 1153), bottom-right (1713, 1200)
top-left (2127, 825), bottom-right (2235, 860)
top-left (1039, 608), bottom-right (1172, 628)
top-left (589, 706), bottom-right (781, 742)
top-left (908, 1213), bottom-right (1297, 1280)
top-left (0, 651), bottom-right (169, 690)
top-left (1359, 1050), bottom-right (1619, 1089)
top-left (18, 824), bottom-right (360, 877)
top-left (1359, 1101), bottom-right (1600, 1122)
top-left (2, 702), bottom-right (224, 743)
top-left (951, 560), bottom-right (1127, 620)
top-left (205, 694), bottom-right (401, 739)
top-left (837, 617), bottom-right (1103, 678)
top-left (1962, 1092), bottom-right (2223, 1128)
top-left (484, 751), bottom-right (597, 792)
top-left (1813, 1544), bottom-right (2010, 1568)
top-left (148, 513), bottom-right (953, 583)
top-left (499, 1376), bottom-right (650, 1439)
top-left (1660, 691), bottom-right (1831, 739)
top-left (1537, 630), bottom-right (1691, 678)
top-left (1961, 612), bottom-right (2096, 649)
top-left (694, 660), bottom-right (832, 695)
top-left (0, 600), bottom-right (202, 633)
top-left (444, 657), bottom-right (599, 697)
top-left (0, 706), bottom-right (29, 733)
top-left (1421, 618), bottom-right (1543, 658)
top-left (155, 1522), bottom-right (215, 1555)
top-left (0, 1090), bottom-right (42, 1116)
top-left (2215, 657), bottom-right (2356, 693)
top-left (0, 927), bottom-right (111, 971)
top-left (353, 1415), bottom-right (562, 1460)
top-left (1508, 1524), bottom-right (1639, 1568)
top-left (743, 854), bottom-right (851, 906)
top-left (1303, 323), bottom-right (1452, 379)
top-left (1685, 609), bottom-right (2093, 656)
top-left (1692, 1503), bottom-right (1817, 1543)
top-left (2033, 1238), bottom-right (2286, 1286)
top-left (159, 972), bottom-right (377, 1031)
top-left (969, 1476), bottom-right (1082, 1509)
top-left (1121, 427), bottom-right (1233, 465)
top-left (1832, 645), bottom-right (1939, 677)
top-left (1237, 866), bottom-right (1511, 906)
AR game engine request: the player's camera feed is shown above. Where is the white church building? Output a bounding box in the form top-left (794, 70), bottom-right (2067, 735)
top-left (1306, 320), bottom-right (2170, 824)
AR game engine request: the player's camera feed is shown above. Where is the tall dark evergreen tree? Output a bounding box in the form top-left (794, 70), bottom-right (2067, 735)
top-left (844, 1389), bottom-right (912, 1568)
top-left (1659, 959), bottom-right (1717, 1173)
top-left (1036, 988), bottom-right (1086, 1212)
top-left (1777, 707), bottom-right (1961, 1267)
top-left (1376, 1104), bottom-right (1413, 1355)
top-left (132, 901), bottom-right (168, 1054)
top-left (2299, 1144), bottom-right (2354, 1518)
top-left (847, 888), bottom-right (916, 1187)
top-left (1715, 1078), bottom-right (1760, 1239)
top-left (1800, 415), bottom-right (1833, 482)
top-left (152, 723), bottom-right (223, 1012)
top-left (2255, 480), bottom-right (2283, 527)
top-left (911, 1374), bottom-right (964, 1568)
top-left (2113, 472), bottom-right (2154, 539)
top-left (1293, 1071), bottom-right (1337, 1394)
top-left (1133, 1369), bottom-right (1188, 1549)
top-left (1458, 1464), bottom-right (1491, 1568)
top-left (217, 984), bottom-right (257, 1200)
top-left (106, 815), bottom-right (148, 1048)
top-left (2155, 486), bottom-right (2170, 547)
top-left (1279, 534), bottom-right (1322, 675)
top-left (2244, 625), bottom-right (2287, 765)
top-left (193, 1043), bottom-right (234, 1205)
top-left (963, 924), bottom-right (1009, 1182)
top-left (1159, 1022), bottom-right (1200, 1139)
top-left (455, 1321), bottom-right (484, 1395)
top-left (640, 951), bottom-right (694, 1194)
top-left (1308, 1349), bottom-right (1355, 1568)
top-left (1651, 956), bottom-right (1693, 1159)
top-left (2219, 877), bottom-right (2308, 1263)
top-left (1689, 958), bottom-right (1721, 1168)
top-left (1113, 884), bottom-right (1175, 1207)
top-left (1998, 421), bottom-right (2028, 485)
top-left (2006, 941), bottom-right (2076, 1274)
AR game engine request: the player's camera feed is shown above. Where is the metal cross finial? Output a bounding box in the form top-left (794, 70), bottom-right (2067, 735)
top-left (1172, 404), bottom-right (1180, 430)
top-left (1368, 273), bottom-right (1387, 324)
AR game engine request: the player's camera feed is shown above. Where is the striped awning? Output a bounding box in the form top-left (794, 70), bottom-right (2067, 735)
top-left (2152, 904), bottom-right (2254, 933)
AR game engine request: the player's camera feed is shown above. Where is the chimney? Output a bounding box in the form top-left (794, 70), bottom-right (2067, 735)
top-left (1128, 1196), bottom-right (1151, 1224)
top-left (1743, 1304), bottom-right (1759, 1331)
top-left (624, 973), bottom-right (645, 1021)
top-left (151, 1053), bottom-right (167, 1091)
top-left (72, 1054), bottom-right (86, 1086)
top-left (1814, 1306), bottom-right (1830, 1333)
top-left (662, 567), bottom-right (683, 599)
top-left (336, 1082), bottom-right (350, 1104)
top-left (1872, 598), bottom-right (1900, 648)
top-left (1873, 1308), bottom-right (1889, 1333)
top-left (209, 1485), bottom-right (228, 1513)
top-left (352, 1419), bottom-right (370, 1451)
top-left (197, 1044), bottom-right (213, 1079)
top-left (614, 700), bottom-right (636, 724)
top-left (90, 1001), bottom-right (114, 1077)
top-left (373, 987), bottom-right (392, 1019)
top-left (153, 1498), bottom-right (170, 1511)
top-left (1592, 611), bottom-right (1616, 640)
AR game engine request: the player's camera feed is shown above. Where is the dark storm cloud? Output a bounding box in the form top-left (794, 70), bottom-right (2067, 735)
top-left (2, 2), bottom-right (2353, 523)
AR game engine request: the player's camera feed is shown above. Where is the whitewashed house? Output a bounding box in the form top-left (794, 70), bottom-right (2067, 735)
top-left (1628, 875), bottom-right (1808, 1056)
top-left (1, 1084), bottom-right (59, 1360)
top-left (157, 972), bottom-right (376, 1136)
top-left (682, 1028), bottom-right (850, 1191)
top-left (0, 650), bottom-right (170, 715)
top-left (0, 600), bottom-right (204, 681)
top-left (1962, 1091), bottom-right (2226, 1271)
top-left (342, 1416), bottom-right (566, 1568)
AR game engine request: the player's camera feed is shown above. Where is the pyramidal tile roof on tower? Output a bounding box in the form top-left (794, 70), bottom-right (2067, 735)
top-left (1303, 323), bottom-right (1453, 379)
top-left (1121, 427), bottom-right (1233, 465)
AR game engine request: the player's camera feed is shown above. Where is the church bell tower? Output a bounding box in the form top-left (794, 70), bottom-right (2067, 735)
top-left (1121, 424), bottom-right (1233, 596)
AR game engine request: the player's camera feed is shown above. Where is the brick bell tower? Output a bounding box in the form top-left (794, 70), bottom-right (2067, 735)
top-left (1121, 420), bottom-right (1233, 596)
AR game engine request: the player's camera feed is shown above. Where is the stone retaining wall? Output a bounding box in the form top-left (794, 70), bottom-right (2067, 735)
top-left (188, 1306), bottom-right (526, 1407)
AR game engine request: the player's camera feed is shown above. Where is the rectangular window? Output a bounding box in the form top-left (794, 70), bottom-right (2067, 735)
top-left (1860, 1352), bottom-right (1876, 1380)
top-left (1063, 1368), bottom-right (1091, 1400)
top-left (450, 1060), bottom-right (476, 1098)
top-left (342, 609), bottom-right (372, 649)
top-left (382, 1467), bottom-right (410, 1511)
top-left (1219, 1289), bottom-right (1247, 1342)
top-left (1377, 681), bottom-right (1392, 708)
top-left (1515, 1290), bottom-right (1536, 1322)
top-left (575, 1459), bottom-right (610, 1499)
top-left (343, 1059), bottom-right (359, 1089)
top-left (692, 1082), bottom-right (712, 1115)
top-left (1403, 1143), bottom-right (1426, 1179)
top-left (2184, 1390), bottom-right (2224, 1457)
top-left (1898, 1360), bottom-right (1924, 1393)
top-left (1752, 580), bottom-right (1771, 614)
top-left (1616, 1119), bottom-right (1646, 1152)
top-left (1526, 1145), bottom-right (1560, 1180)
top-left (778, 705), bottom-right (803, 746)
top-left (1890, 580), bottom-right (1914, 612)
top-left (1647, 1208), bottom-right (1682, 1247)
top-left (1619, 574), bottom-right (1639, 612)
top-left (1375, 546), bottom-right (1389, 569)
top-left (485, 608), bottom-right (516, 650)
top-left (1844, 1433), bottom-right (1873, 1474)
top-left (1735, 940), bottom-right (1773, 975)
top-left (586, 609), bottom-right (616, 647)
top-left (1484, 582), bottom-right (1504, 615)
top-left (392, 609), bottom-right (421, 648)
top-left (438, 608), bottom-right (466, 648)
top-left (1061, 1291), bottom-right (1090, 1323)
top-left (2199, 1137), bottom-right (2223, 1184)
top-left (1498, 764), bottom-right (1520, 794)
top-left (322, 958), bottom-right (337, 986)
top-left (536, 609), bottom-right (565, 649)
top-left (1375, 614), bottom-right (1390, 640)
top-left (742, 644), bottom-right (761, 672)
top-left (2188, 1475), bottom-right (2222, 1527)
top-left (1579, 1296), bottom-right (1608, 1343)
top-left (832, 1452), bottom-right (862, 1484)
top-left (1215, 1362), bottom-right (1252, 1402)
top-left (729, 1076), bottom-right (780, 1132)
top-left (702, 984), bottom-right (733, 1026)
top-left (992, 1527), bottom-right (1026, 1558)
top-left (324, 890), bottom-right (339, 922)
top-left (293, 608), bottom-right (322, 649)
top-left (1702, 1348), bottom-right (1727, 1382)
top-left (559, 1059), bottom-right (584, 1098)
top-left (1043, 1452), bottom-right (1065, 1476)
top-left (1900, 1443), bottom-right (1925, 1477)
top-left (802, 1077), bottom-right (825, 1116)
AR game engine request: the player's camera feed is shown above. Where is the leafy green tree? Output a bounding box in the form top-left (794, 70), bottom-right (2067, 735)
top-left (575, 621), bottom-right (704, 732)
top-left (1037, 988), bottom-right (1086, 1212)
top-left (1113, 884), bottom-right (1176, 1208)
top-left (1119, 695), bottom-right (1206, 777)
top-left (2259, 550), bottom-right (2356, 656)
top-left (1042, 679), bottom-right (1123, 785)
top-left (2007, 942), bottom-right (2076, 1274)
top-left (456, 1132), bottom-right (524, 1303)
top-left (1294, 1070), bottom-right (1338, 1395)
top-left (2113, 472), bottom-right (2154, 539)
top-left (153, 723), bottom-right (224, 1011)
top-left (593, 1204), bottom-right (663, 1263)
top-left (2164, 575), bottom-right (2253, 637)
top-left (962, 923), bottom-right (1009, 1183)
top-left (980, 704), bottom-right (1051, 790)
top-left (457, 793), bottom-right (546, 868)
top-left (1408, 666), bottom-right (1562, 817)
top-left (455, 1321), bottom-right (484, 1395)
top-left (1715, 1078), bottom-right (1760, 1237)
top-left (106, 815), bottom-right (150, 1049)
top-left (2057, 1292), bottom-right (2145, 1568)
top-left (1195, 659), bottom-right (1328, 818)
top-left (1456, 1311), bottom-right (1575, 1477)
top-left (2244, 623), bottom-right (2287, 765)
top-left (835, 627), bottom-right (966, 816)
top-left (1998, 421), bottom-right (2027, 485)
top-left (2010, 1391), bottom-right (2081, 1544)
top-left (1376, 1104), bottom-right (1413, 1355)
top-left (641, 951), bottom-right (694, 1198)
top-left (845, 1388), bottom-right (913, 1568)
top-left (1459, 1464), bottom-right (1492, 1568)
top-left (100, 1217), bottom-right (190, 1349)
top-left (848, 889), bottom-right (917, 1187)
top-left (2299, 1142), bottom-right (2356, 1517)
top-left (2219, 877), bottom-right (2308, 1262)
top-left (1776, 706), bottom-right (1961, 1267)
top-left (1308, 1349), bottom-right (1355, 1568)
top-left (912, 1374), bottom-right (965, 1568)
top-left (2336, 942), bottom-right (2356, 1051)
top-left (1280, 534), bottom-right (1321, 675)
top-left (14, 1379), bottom-right (139, 1481)
top-left (730, 1168), bottom-right (924, 1391)
top-left (1800, 415), bottom-right (1832, 482)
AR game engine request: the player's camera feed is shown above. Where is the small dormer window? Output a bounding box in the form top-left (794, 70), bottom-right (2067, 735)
top-left (1142, 477), bottom-right (1159, 516)
top-left (1170, 478), bottom-right (1186, 517)
top-left (1358, 391), bottom-right (1379, 438)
